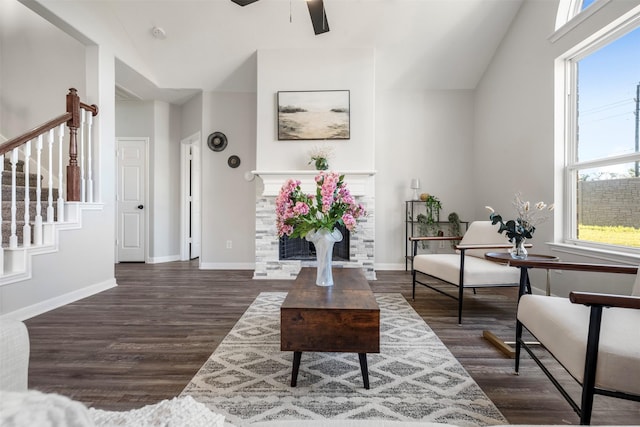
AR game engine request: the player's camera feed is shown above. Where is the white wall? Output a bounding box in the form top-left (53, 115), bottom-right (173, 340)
top-left (0, 0), bottom-right (116, 318)
top-left (256, 48), bottom-right (375, 172)
top-left (150, 101), bottom-right (181, 262)
top-left (115, 100), bottom-right (182, 262)
top-left (473, 0), bottom-right (640, 296)
top-left (0, 0), bottom-right (85, 137)
top-left (6, 0), bottom-right (638, 307)
top-left (375, 89), bottom-right (476, 269)
top-left (200, 91), bottom-right (257, 268)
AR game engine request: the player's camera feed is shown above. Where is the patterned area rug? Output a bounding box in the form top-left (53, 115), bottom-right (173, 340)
top-left (180, 292), bottom-right (507, 427)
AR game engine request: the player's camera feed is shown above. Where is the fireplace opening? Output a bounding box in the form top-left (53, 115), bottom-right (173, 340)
top-left (279, 223), bottom-right (350, 261)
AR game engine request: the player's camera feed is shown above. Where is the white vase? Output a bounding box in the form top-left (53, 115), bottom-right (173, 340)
top-left (305, 228), bottom-right (343, 286)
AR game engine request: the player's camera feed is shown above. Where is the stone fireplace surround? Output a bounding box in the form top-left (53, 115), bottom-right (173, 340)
top-left (252, 171), bottom-right (376, 280)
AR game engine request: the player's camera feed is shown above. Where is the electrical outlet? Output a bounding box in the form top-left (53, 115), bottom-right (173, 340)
top-left (226, 240), bottom-right (232, 249)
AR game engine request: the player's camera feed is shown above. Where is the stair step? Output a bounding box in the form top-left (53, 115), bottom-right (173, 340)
top-left (1, 170), bottom-right (44, 186)
top-left (1, 201), bottom-right (58, 222)
top-left (3, 158), bottom-right (25, 173)
top-left (1, 185), bottom-right (59, 201)
top-left (1, 220), bottom-right (44, 247)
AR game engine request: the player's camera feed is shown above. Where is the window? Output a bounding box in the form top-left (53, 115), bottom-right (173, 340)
top-left (564, 25), bottom-right (640, 253)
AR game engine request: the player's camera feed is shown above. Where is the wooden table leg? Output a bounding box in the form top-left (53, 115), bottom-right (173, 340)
top-left (291, 351), bottom-right (302, 387)
top-left (358, 353), bottom-right (370, 389)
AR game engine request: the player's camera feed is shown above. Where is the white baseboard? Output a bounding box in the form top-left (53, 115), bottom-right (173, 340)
top-left (0, 278), bottom-right (117, 321)
top-left (199, 262), bottom-right (256, 270)
top-left (146, 255), bottom-right (181, 264)
top-left (374, 263), bottom-right (406, 271)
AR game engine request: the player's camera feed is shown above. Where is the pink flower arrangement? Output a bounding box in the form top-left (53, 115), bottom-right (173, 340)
top-left (276, 172), bottom-right (367, 239)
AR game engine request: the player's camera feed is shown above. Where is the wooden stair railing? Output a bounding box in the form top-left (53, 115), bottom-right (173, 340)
top-left (0, 88), bottom-right (98, 252)
top-left (1, 88), bottom-right (98, 202)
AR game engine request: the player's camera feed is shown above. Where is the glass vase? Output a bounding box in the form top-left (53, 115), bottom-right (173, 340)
top-left (314, 157), bottom-right (329, 171)
top-left (510, 237), bottom-right (528, 260)
top-left (306, 228), bottom-right (343, 286)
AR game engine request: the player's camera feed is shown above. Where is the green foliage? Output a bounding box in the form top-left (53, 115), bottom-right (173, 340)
top-left (489, 213), bottom-right (534, 242)
top-left (424, 195), bottom-right (441, 223)
top-left (311, 157), bottom-right (329, 170)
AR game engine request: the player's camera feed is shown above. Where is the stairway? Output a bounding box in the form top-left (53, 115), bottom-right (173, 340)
top-left (1, 158), bottom-right (58, 248)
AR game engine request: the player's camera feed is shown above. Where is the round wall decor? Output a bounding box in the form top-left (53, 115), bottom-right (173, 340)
top-left (227, 155), bottom-right (241, 168)
top-left (207, 131), bottom-right (228, 152)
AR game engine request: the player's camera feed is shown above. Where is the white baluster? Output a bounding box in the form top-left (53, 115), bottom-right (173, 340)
top-left (80, 109), bottom-right (86, 203)
top-left (86, 110), bottom-right (94, 203)
top-left (34, 134), bottom-right (45, 245)
top-left (22, 140), bottom-right (32, 247)
top-left (56, 124), bottom-right (65, 222)
top-left (9, 148), bottom-right (18, 249)
top-left (46, 129), bottom-right (53, 224)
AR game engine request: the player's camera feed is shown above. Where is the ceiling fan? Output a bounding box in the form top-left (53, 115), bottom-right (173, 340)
top-left (230, 0), bottom-right (329, 35)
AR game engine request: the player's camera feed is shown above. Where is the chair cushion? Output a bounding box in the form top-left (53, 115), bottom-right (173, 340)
top-left (518, 294), bottom-right (640, 395)
top-left (413, 253), bottom-right (520, 287)
top-left (458, 221), bottom-right (512, 259)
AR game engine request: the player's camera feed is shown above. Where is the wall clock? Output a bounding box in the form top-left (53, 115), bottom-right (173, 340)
top-left (207, 131), bottom-right (228, 152)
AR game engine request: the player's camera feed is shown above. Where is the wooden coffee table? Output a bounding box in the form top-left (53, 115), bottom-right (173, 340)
top-left (280, 267), bottom-right (380, 389)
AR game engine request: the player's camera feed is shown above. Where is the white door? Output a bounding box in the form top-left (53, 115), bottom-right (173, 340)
top-left (117, 138), bottom-right (147, 262)
top-left (190, 143), bottom-right (202, 259)
top-left (180, 134), bottom-right (202, 261)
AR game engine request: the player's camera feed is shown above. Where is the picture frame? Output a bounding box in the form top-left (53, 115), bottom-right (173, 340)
top-left (277, 90), bottom-right (350, 140)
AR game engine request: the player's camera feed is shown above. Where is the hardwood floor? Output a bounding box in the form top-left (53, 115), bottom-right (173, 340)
top-left (25, 261), bottom-right (639, 425)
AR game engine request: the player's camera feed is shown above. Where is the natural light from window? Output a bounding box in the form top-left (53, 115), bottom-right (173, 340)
top-left (568, 25), bottom-right (640, 250)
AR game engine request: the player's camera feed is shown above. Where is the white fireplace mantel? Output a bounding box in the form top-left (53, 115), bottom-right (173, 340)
top-left (252, 170), bottom-right (376, 197)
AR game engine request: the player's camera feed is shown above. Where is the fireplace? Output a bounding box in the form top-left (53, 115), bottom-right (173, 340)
top-left (279, 224), bottom-right (350, 261)
top-left (253, 170), bottom-right (376, 280)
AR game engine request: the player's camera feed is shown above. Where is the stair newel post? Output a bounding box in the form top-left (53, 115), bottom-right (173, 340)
top-left (22, 140), bottom-right (32, 248)
top-left (66, 88), bottom-right (81, 202)
top-left (34, 133), bottom-right (45, 246)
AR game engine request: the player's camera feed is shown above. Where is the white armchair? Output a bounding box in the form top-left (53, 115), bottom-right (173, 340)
top-left (0, 319), bottom-right (30, 392)
top-left (410, 221), bottom-right (523, 324)
top-left (516, 263), bottom-right (640, 425)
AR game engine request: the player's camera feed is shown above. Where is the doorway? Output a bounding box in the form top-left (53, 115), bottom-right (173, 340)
top-left (180, 133), bottom-right (202, 261)
top-left (116, 137), bottom-right (148, 262)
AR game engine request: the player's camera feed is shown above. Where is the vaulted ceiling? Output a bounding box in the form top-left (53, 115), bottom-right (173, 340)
top-left (36, 0), bottom-right (525, 103)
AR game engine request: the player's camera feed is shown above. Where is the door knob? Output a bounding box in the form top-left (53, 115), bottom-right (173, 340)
top-left (137, 205), bottom-right (144, 209)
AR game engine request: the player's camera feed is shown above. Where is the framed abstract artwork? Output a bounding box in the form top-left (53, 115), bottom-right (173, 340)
top-left (277, 90), bottom-right (350, 140)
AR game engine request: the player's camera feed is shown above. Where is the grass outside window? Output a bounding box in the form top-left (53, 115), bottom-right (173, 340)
top-left (578, 225), bottom-right (640, 248)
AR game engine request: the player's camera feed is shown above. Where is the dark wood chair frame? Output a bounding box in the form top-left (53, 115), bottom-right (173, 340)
top-left (514, 261), bottom-right (640, 425)
top-left (409, 236), bottom-right (529, 324)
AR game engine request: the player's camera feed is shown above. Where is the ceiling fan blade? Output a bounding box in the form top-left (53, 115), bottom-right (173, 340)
top-left (307, 0), bottom-right (330, 35)
top-left (231, 0), bottom-right (259, 6)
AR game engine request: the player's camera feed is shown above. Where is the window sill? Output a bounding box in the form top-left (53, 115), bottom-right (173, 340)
top-left (548, 242), bottom-right (640, 265)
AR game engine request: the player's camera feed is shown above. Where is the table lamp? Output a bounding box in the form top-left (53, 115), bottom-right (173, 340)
top-left (410, 178), bottom-right (420, 200)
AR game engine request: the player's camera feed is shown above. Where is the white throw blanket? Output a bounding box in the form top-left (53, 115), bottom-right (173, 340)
top-left (0, 390), bottom-right (225, 427)
top-left (0, 390), bottom-right (94, 427)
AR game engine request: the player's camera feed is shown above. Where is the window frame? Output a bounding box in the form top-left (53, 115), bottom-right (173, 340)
top-left (553, 9), bottom-right (640, 263)
top-left (551, 0), bottom-right (612, 41)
